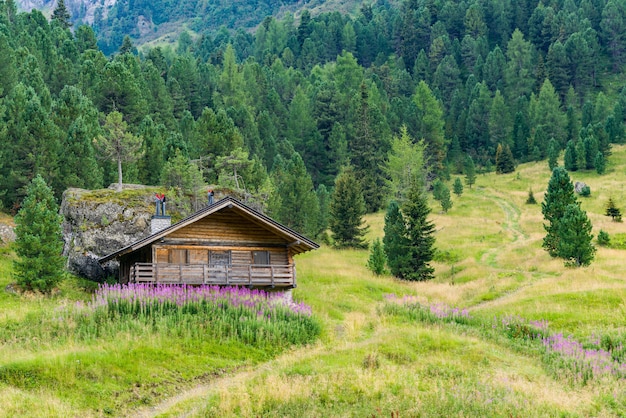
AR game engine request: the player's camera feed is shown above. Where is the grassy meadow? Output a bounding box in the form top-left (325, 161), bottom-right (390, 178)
top-left (3, 146), bottom-right (626, 416)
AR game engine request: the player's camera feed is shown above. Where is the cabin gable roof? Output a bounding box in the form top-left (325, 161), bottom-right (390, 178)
top-left (99, 197), bottom-right (319, 263)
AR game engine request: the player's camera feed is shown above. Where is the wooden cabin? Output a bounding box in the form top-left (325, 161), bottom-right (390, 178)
top-left (99, 197), bottom-right (319, 288)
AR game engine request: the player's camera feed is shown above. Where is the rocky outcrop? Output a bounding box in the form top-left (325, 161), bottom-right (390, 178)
top-left (61, 185), bottom-right (158, 281)
top-left (574, 181), bottom-right (588, 194)
top-left (0, 222), bottom-right (15, 245)
top-left (61, 184), bottom-right (263, 281)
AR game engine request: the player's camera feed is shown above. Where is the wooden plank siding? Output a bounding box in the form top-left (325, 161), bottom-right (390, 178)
top-left (167, 209), bottom-right (289, 245)
top-left (108, 202), bottom-right (313, 287)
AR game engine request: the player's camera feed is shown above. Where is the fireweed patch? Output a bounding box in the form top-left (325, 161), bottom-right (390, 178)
top-left (2, 284), bottom-right (320, 350)
top-left (383, 294), bottom-right (626, 384)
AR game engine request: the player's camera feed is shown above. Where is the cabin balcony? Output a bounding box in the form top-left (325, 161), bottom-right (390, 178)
top-left (130, 263), bottom-right (296, 288)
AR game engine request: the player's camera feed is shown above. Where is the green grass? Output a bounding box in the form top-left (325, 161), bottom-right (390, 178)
top-left (4, 146), bottom-right (626, 416)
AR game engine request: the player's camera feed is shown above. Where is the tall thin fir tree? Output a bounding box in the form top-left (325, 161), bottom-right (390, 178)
top-left (383, 200), bottom-right (410, 278)
top-left (13, 175), bottom-right (65, 293)
top-left (401, 180), bottom-right (436, 281)
top-left (329, 165), bottom-right (369, 248)
top-left (465, 155), bottom-right (477, 188)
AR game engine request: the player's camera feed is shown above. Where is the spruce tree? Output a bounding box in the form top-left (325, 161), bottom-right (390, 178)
top-left (439, 184), bottom-right (452, 213)
top-left (453, 177), bottom-right (464, 196)
top-left (564, 140), bottom-right (577, 171)
top-left (526, 188), bottom-right (537, 204)
top-left (13, 175), bottom-right (65, 293)
top-left (605, 197), bottom-right (622, 222)
top-left (547, 138), bottom-right (559, 170)
top-left (542, 167), bottom-right (578, 257)
top-left (402, 181), bottom-right (436, 281)
top-left (329, 165), bottom-right (369, 248)
top-left (367, 238), bottom-right (387, 275)
top-left (51, 0), bottom-right (72, 29)
top-left (464, 156), bottom-right (477, 188)
top-left (595, 151), bottom-right (606, 175)
top-left (555, 203), bottom-right (595, 267)
top-left (495, 144), bottom-right (515, 174)
top-left (383, 201), bottom-right (410, 278)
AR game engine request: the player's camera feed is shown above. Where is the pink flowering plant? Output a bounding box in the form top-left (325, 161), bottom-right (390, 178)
top-left (383, 294), bottom-right (626, 384)
top-left (2, 284), bottom-right (319, 351)
top-left (70, 283), bottom-right (320, 349)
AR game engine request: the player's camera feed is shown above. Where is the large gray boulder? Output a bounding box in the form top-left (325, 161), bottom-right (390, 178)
top-left (61, 185), bottom-right (157, 281)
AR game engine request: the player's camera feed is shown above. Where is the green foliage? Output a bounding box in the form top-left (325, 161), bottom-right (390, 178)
top-left (385, 125), bottom-right (426, 205)
top-left (269, 154), bottom-right (320, 238)
top-left (386, 181), bottom-right (436, 281)
top-left (93, 111), bottom-right (143, 192)
top-left (597, 230), bottom-right (610, 247)
top-left (383, 201), bottom-right (410, 279)
top-left (495, 143), bottom-right (516, 174)
top-left (453, 178), bottom-right (463, 197)
top-left (366, 238), bottom-right (386, 275)
top-left (542, 167), bottom-right (578, 258)
top-left (595, 151), bottom-right (606, 174)
top-left (564, 141), bottom-right (577, 171)
top-left (464, 156), bottom-right (477, 189)
top-left (329, 165), bottom-right (368, 249)
top-left (13, 175), bottom-right (65, 293)
top-left (526, 188), bottom-right (537, 205)
top-left (555, 204), bottom-right (595, 267)
top-left (547, 139), bottom-right (559, 171)
top-left (605, 197), bottom-right (622, 222)
top-left (160, 149), bottom-right (205, 202)
top-left (439, 184), bottom-right (453, 213)
top-left (579, 185), bottom-right (591, 197)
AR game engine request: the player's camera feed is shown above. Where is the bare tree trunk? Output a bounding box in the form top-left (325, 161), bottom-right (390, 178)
top-left (117, 156), bottom-right (123, 192)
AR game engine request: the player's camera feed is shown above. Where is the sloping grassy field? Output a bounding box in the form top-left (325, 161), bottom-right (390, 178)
top-left (2, 147), bottom-right (626, 416)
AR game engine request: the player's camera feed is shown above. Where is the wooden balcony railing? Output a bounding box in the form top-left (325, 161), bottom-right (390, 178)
top-left (130, 263), bottom-right (296, 287)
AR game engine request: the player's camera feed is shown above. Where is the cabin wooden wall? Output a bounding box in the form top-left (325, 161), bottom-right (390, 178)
top-left (151, 244), bottom-right (290, 266)
top-left (167, 208), bottom-right (288, 246)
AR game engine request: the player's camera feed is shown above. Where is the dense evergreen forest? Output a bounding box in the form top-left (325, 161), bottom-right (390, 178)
top-left (1, 0), bottom-right (626, 238)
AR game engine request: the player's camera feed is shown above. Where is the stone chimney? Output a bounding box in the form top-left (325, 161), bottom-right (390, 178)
top-left (151, 215), bottom-right (171, 234)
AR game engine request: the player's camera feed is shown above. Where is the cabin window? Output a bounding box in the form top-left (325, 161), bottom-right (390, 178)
top-left (169, 249), bottom-right (188, 264)
top-left (252, 251), bottom-right (270, 265)
top-left (210, 250), bottom-right (231, 265)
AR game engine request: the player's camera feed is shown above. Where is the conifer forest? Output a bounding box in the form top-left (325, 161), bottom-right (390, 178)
top-left (1, 0), bottom-right (626, 238)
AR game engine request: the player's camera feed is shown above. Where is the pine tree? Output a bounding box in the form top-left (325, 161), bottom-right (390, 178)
top-left (367, 238), bottom-right (387, 275)
top-left (329, 165), bottom-right (369, 248)
top-left (526, 188), bottom-right (537, 204)
top-left (542, 167), bottom-right (578, 257)
top-left (13, 175), bottom-right (65, 293)
top-left (465, 156), bottom-right (477, 188)
top-left (555, 203), bottom-right (595, 267)
top-left (453, 177), bottom-right (464, 196)
top-left (93, 111), bottom-right (144, 192)
top-left (401, 181), bottom-right (436, 281)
